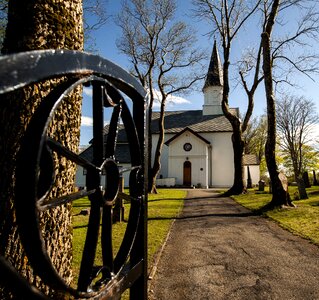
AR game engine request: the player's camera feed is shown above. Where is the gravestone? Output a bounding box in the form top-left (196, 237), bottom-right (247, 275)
top-left (303, 171), bottom-right (311, 188)
top-left (258, 180), bottom-right (265, 191)
top-left (313, 170), bottom-right (318, 186)
top-left (113, 175), bottom-right (124, 223)
top-left (247, 166), bottom-right (252, 189)
top-left (278, 172), bottom-right (288, 192)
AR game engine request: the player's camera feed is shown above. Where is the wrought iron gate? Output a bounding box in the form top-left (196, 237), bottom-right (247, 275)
top-left (0, 50), bottom-right (148, 299)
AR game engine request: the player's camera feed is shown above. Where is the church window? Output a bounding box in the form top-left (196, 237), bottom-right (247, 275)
top-left (183, 143), bottom-right (192, 151)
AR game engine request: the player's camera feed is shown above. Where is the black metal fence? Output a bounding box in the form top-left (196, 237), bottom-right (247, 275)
top-left (0, 50), bottom-right (148, 299)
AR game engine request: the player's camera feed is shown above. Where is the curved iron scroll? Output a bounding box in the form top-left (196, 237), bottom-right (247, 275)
top-left (0, 50), bottom-right (148, 299)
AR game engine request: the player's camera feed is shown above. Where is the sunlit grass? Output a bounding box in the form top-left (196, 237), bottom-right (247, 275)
top-left (72, 189), bottom-right (186, 290)
top-left (232, 186), bottom-right (319, 245)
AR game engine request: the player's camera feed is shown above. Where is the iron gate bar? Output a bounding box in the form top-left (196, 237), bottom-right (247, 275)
top-left (0, 257), bottom-right (49, 300)
top-left (46, 137), bottom-right (100, 171)
top-left (0, 50), bottom-right (146, 99)
top-left (0, 50), bottom-right (148, 299)
top-left (38, 188), bottom-right (97, 211)
top-left (77, 81), bottom-right (106, 292)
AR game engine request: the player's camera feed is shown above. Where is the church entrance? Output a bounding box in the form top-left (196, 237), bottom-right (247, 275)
top-left (183, 161), bottom-right (192, 186)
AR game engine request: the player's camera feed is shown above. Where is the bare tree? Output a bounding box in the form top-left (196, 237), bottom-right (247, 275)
top-left (83, 0), bottom-right (109, 51)
top-left (271, 1), bottom-right (319, 86)
top-left (243, 115), bottom-right (268, 174)
top-left (260, 0), bottom-right (319, 208)
top-left (261, 0), bottom-right (295, 207)
top-left (277, 94), bottom-right (318, 199)
top-left (193, 0), bottom-right (262, 195)
top-left (116, 0), bottom-right (206, 193)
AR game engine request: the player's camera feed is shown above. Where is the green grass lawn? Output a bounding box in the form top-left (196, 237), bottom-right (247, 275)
top-left (72, 189), bottom-right (186, 287)
top-left (232, 186), bottom-right (319, 245)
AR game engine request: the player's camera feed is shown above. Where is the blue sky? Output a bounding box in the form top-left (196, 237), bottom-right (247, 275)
top-left (79, 0), bottom-right (319, 145)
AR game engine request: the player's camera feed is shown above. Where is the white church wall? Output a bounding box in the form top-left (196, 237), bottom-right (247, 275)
top-left (190, 156), bottom-right (209, 188)
top-left (166, 132), bottom-right (209, 188)
top-left (202, 132), bottom-right (234, 187)
top-left (203, 86), bottom-right (223, 115)
top-left (243, 165), bottom-right (260, 186)
top-left (151, 134), bottom-right (169, 178)
top-left (167, 156), bottom-right (184, 185)
top-left (119, 163), bottom-right (135, 187)
top-left (203, 86), bottom-right (222, 105)
top-left (75, 165), bottom-right (86, 188)
top-left (75, 163), bottom-right (132, 189)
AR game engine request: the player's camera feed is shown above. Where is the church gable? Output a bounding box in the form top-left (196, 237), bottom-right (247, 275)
top-left (165, 127), bottom-right (210, 158)
top-left (165, 127), bottom-right (210, 146)
top-left (165, 128), bottom-right (211, 188)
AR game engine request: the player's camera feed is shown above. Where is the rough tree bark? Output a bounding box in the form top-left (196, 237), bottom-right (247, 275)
top-left (261, 0), bottom-right (294, 208)
top-left (220, 35), bottom-right (245, 196)
top-left (150, 96), bottom-right (166, 194)
top-left (0, 0), bottom-right (83, 297)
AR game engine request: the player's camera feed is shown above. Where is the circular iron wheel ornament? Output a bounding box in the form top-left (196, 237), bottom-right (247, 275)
top-left (2, 50), bottom-right (148, 299)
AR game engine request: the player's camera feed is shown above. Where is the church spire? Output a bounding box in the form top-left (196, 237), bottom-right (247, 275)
top-left (203, 40), bottom-right (223, 90)
top-left (202, 41), bottom-right (223, 116)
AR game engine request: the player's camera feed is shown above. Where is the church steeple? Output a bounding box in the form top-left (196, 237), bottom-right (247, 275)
top-left (202, 41), bottom-right (224, 116)
top-left (203, 40), bottom-right (223, 91)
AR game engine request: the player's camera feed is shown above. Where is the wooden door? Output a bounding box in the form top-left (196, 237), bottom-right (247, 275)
top-left (183, 161), bottom-right (191, 186)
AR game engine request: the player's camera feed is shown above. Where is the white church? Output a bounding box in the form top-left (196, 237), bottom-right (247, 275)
top-left (76, 42), bottom-right (260, 189)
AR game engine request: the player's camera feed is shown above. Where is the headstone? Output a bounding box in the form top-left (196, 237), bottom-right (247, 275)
top-left (79, 209), bottom-right (90, 216)
top-left (303, 171), bottom-right (311, 188)
top-left (258, 180), bottom-right (265, 191)
top-left (278, 172), bottom-right (288, 192)
top-left (247, 166), bottom-right (252, 189)
top-left (113, 176), bottom-right (124, 223)
top-left (313, 170), bottom-right (318, 186)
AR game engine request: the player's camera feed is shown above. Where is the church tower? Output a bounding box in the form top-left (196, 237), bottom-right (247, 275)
top-left (202, 41), bottom-right (223, 115)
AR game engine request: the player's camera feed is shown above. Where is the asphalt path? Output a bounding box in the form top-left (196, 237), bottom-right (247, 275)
top-left (148, 189), bottom-right (319, 300)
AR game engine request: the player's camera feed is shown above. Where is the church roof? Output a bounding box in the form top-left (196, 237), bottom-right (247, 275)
top-left (243, 154), bottom-right (260, 165)
top-left (79, 143), bottom-right (132, 163)
top-left (82, 108), bottom-right (237, 162)
top-left (203, 41), bottom-right (223, 89)
top-left (80, 108), bottom-right (240, 167)
top-left (98, 109), bottom-right (237, 143)
top-left (165, 127), bottom-right (211, 145)
top-left (151, 109), bottom-right (237, 134)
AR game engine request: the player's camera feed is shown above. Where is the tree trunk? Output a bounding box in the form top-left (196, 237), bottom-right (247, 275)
top-left (0, 0), bottom-right (83, 297)
top-left (221, 47), bottom-right (245, 196)
top-left (224, 124), bottom-right (245, 195)
top-left (150, 99), bottom-right (166, 194)
top-left (261, 0), bottom-right (293, 208)
top-left (147, 81), bottom-right (155, 193)
top-left (292, 160), bottom-right (308, 199)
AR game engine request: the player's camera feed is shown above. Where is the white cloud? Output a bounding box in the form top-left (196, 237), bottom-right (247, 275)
top-left (308, 123), bottom-right (319, 145)
top-left (83, 86), bottom-right (92, 97)
top-left (81, 116), bottom-right (111, 127)
top-left (81, 116), bottom-right (93, 126)
top-left (151, 89), bottom-right (191, 108)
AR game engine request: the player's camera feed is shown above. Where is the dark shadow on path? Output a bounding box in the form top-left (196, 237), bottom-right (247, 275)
top-left (148, 211), bottom-right (256, 221)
